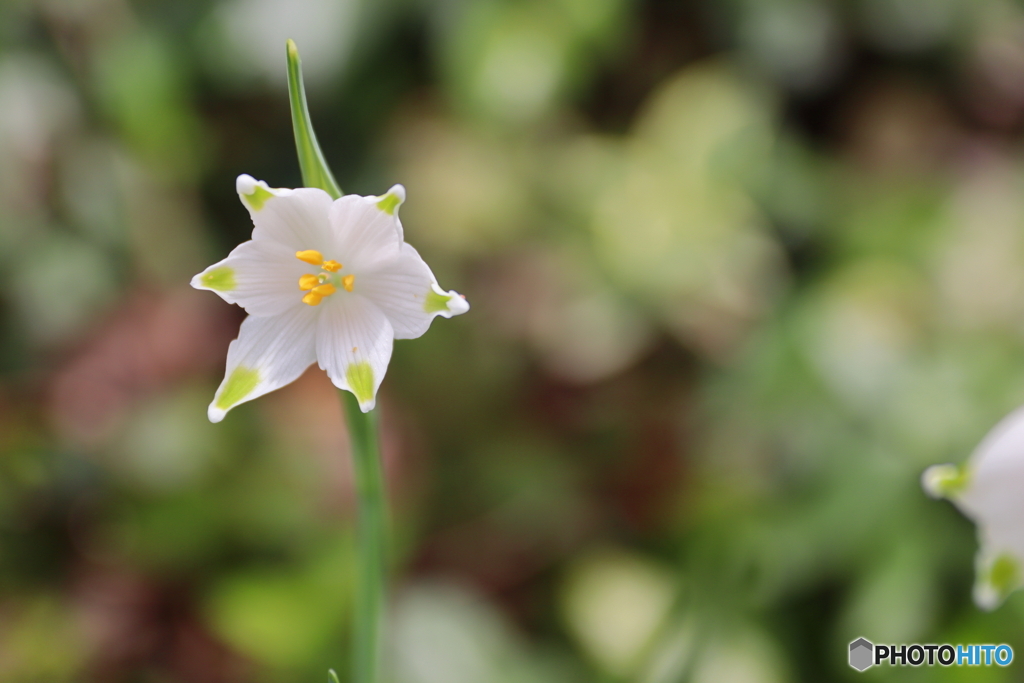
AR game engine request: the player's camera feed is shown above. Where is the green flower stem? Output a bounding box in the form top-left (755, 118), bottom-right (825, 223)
top-left (342, 390), bottom-right (386, 683)
top-left (286, 39), bottom-right (387, 683)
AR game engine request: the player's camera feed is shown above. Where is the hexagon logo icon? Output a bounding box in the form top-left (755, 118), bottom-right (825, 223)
top-left (849, 638), bottom-right (874, 671)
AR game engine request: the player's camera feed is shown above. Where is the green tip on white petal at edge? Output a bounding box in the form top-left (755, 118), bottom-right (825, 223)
top-left (328, 670), bottom-right (340, 683)
top-left (208, 366), bottom-right (261, 422)
top-left (425, 283), bottom-right (470, 317)
top-left (921, 463), bottom-right (971, 500)
top-left (236, 173), bottom-right (278, 211)
top-left (974, 552), bottom-right (1021, 610)
top-left (376, 184), bottom-right (405, 215)
top-left (193, 265), bottom-right (236, 292)
top-left (346, 361), bottom-right (376, 412)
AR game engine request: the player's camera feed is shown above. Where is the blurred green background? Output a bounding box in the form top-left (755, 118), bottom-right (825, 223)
top-left (4, 0), bottom-right (1024, 681)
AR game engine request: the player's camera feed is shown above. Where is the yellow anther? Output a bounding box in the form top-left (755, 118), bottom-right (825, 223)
top-left (342, 274), bottom-right (355, 292)
top-left (302, 292), bottom-right (323, 306)
top-left (298, 274), bottom-right (320, 291)
top-left (322, 260), bottom-right (342, 272)
top-left (312, 283), bottom-right (336, 297)
top-left (296, 249), bottom-right (324, 265)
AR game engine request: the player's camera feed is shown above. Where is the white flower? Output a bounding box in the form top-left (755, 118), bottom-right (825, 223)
top-left (191, 175), bottom-right (469, 421)
top-left (923, 405), bottom-right (1024, 609)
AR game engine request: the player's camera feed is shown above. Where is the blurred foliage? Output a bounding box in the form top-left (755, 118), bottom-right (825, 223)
top-left (6, 0), bottom-right (1024, 681)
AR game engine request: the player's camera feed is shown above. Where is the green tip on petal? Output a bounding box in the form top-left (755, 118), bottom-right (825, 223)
top-left (237, 174), bottom-right (279, 211)
top-left (377, 192), bottom-right (401, 215)
top-left (200, 266), bottom-right (236, 292)
top-left (328, 670), bottom-right (340, 683)
top-left (215, 366), bottom-right (261, 411)
top-left (976, 553), bottom-right (1021, 610)
top-left (346, 362), bottom-right (375, 406)
top-left (243, 184), bottom-right (275, 211)
top-left (990, 554), bottom-right (1019, 597)
top-left (922, 463), bottom-right (970, 499)
top-left (424, 289), bottom-right (452, 314)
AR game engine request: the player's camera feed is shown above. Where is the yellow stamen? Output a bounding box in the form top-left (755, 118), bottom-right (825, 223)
top-left (302, 292), bottom-right (323, 306)
top-left (298, 274), bottom-right (320, 291)
top-left (342, 274), bottom-right (355, 292)
top-left (312, 283), bottom-right (336, 297)
top-left (322, 260), bottom-right (342, 272)
top-left (296, 249), bottom-right (324, 265)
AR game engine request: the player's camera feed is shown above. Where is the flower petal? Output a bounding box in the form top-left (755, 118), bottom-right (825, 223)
top-left (191, 239), bottom-right (311, 317)
top-left (358, 243), bottom-right (470, 340)
top-left (236, 174), bottom-right (335, 253)
top-left (316, 294), bottom-right (394, 412)
top-left (208, 306), bottom-right (318, 422)
top-left (956, 407), bottom-right (1024, 555)
top-left (923, 404), bottom-right (1024, 609)
top-left (329, 185), bottom-right (406, 271)
top-left (372, 184), bottom-right (407, 241)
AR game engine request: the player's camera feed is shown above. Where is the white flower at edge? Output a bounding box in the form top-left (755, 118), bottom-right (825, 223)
top-left (191, 175), bottom-right (469, 421)
top-left (923, 405), bottom-right (1024, 609)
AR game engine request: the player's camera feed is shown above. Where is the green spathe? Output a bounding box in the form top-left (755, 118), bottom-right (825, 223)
top-left (346, 362), bottom-right (375, 405)
top-left (201, 266), bottom-right (236, 292)
top-left (216, 366), bottom-right (260, 410)
top-left (424, 289), bottom-right (451, 314)
top-left (287, 39), bottom-right (342, 200)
